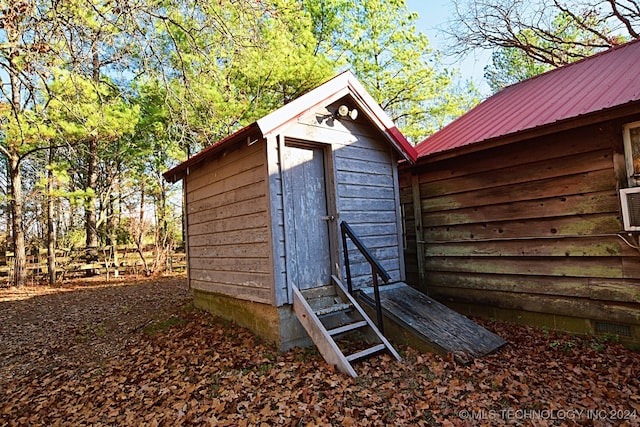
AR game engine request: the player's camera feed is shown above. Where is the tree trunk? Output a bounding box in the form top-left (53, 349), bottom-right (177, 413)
top-left (107, 191), bottom-right (119, 279)
top-left (2, 157), bottom-right (9, 258)
top-left (47, 144), bottom-right (56, 285)
top-left (85, 137), bottom-right (99, 252)
top-left (9, 157), bottom-right (26, 288)
top-left (85, 40), bottom-right (101, 259)
top-left (153, 179), bottom-right (171, 274)
top-left (135, 182), bottom-right (149, 275)
top-left (7, 20), bottom-right (26, 288)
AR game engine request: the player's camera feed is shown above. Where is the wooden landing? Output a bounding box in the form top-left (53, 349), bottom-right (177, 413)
top-left (358, 283), bottom-right (506, 363)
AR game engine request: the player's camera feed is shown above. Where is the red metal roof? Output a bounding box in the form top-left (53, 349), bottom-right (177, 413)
top-left (416, 38), bottom-right (640, 158)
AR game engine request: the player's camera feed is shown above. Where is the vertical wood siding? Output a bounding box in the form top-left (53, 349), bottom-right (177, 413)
top-left (278, 106), bottom-right (405, 291)
top-left (185, 141), bottom-right (273, 304)
top-left (401, 120), bottom-right (640, 326)
top-left (334, 136), bottom-right (404, 288)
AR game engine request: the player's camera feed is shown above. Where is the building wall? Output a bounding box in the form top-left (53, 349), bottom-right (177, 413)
top-left (185, 140), bottom-right (274, 304)
top-left (401, 118), bottom-right (640, 343)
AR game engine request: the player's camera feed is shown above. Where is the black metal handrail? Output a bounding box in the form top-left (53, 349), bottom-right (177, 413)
top-left (340, 221), bottom-right (390, 333)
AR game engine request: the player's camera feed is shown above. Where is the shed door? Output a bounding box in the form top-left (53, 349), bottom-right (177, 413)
top-left (282, 142), bottom-right (332, 290)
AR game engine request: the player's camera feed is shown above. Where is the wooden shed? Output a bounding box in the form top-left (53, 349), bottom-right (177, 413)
top-left (400, 39), bottom-right (640, 346)
top-left (164, 71), bottom-right (421, 373)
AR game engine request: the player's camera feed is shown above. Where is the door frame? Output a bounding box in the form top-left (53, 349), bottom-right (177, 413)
top-left (280, 137), bottom-right (339, 301)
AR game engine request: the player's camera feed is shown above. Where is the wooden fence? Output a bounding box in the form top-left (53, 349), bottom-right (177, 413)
top-left (0, 246), bottom-right (186, 283)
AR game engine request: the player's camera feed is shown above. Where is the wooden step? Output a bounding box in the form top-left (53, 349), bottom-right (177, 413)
top-left (292, 285), bottom-right (358, 377)
top-left (314, 302), bottom-right (351, 317)
top-left (346, 344), bottom-right (386, 362)
top-left (292, 280), bottom-right (401, 378)
top-left (327, 320), bottom-right (368, 336)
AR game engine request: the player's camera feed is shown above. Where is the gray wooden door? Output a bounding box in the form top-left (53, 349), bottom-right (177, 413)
top-left (283, 143), bottom-right (332, 290)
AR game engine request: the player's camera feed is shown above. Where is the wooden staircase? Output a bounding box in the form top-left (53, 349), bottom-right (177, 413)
top-left (292, 275), bottom-right (401, 378)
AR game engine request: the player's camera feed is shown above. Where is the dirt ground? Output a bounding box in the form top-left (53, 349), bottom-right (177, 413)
top-left (1, 275), bottom-right (639, 426)
top-left (0, 275), bottom-right (192, 381)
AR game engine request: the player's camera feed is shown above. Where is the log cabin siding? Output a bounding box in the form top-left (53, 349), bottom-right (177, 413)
top-left (401, 119), bottom-right (640, 330)
top-left (185, 141), bottom-right (274, 304)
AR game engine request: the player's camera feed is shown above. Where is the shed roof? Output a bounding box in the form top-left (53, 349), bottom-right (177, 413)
top-left (164, 70), bottom-right (417, 182)
top-left (416, 38), bottom-right (640, 159)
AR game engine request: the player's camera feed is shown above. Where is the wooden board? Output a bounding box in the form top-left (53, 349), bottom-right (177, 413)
top-left (425, 213), bottom-right (622, 241)
top-left (421, 168), bottom-right (616, 213)
top-left (185, 141), bottom-right (264, 194)
top-left (330, 124), bottom-right (405, 286)
top-left (422, 190), bottom-right (618, 227)
top-left (359, 283), bottom-right (506, 360)
top-left (424, 236), bottom-right (634, 257)
top-left (428, 286), bottom-right (640, 325)
top-left (418, 148), bottom-right (613, 199)
top-left (426, 271), bottom-right (640, 303)
top-left (424, 256), bottom-right (623, 278)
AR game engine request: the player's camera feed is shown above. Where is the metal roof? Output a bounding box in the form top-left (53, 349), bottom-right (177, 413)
top-left (416, 38), bottom-right (640, 159)
top-left (164, 71), bottom-right (418, 182)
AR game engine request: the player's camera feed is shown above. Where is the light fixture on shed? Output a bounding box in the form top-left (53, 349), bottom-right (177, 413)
top-left (336, 105), bottom-right (358, 120)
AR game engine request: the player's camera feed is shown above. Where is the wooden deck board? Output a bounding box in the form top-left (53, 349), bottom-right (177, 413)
top-left (360, 283), bottom-right (506, 360)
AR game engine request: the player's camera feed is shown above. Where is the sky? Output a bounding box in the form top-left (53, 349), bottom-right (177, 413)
top-left (405, 0), bottom-right (492, 94)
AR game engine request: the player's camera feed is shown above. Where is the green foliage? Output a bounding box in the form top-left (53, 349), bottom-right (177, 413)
top-left (304, 0), bottom-right (479, 142)
top-left (143, 0), bottom-right (334, 153)
top-left (46, 69), bottom-right (140, 143)
top-left (230, 0), bottom-right (334, 120)
top-left (549, 338), bottom-right (576, 353)
top-left (57, 227), bottom-right (86, 250)
top-left (144, 315), bottom-right (187, 336)
top-left (0, 111), bottom-right (53, 157)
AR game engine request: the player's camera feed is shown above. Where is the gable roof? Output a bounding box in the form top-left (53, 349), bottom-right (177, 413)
top-left (416, 38), bottom-right (640, 159)
top-left (164, 70), bottom-right (417, 182)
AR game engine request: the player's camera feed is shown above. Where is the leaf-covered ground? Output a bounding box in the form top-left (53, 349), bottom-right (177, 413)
top-left (1, 276), bottom-right (639, 426)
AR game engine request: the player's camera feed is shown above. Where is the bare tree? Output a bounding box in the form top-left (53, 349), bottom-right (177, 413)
top-left (446, 0), bottom-right (639, 67)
